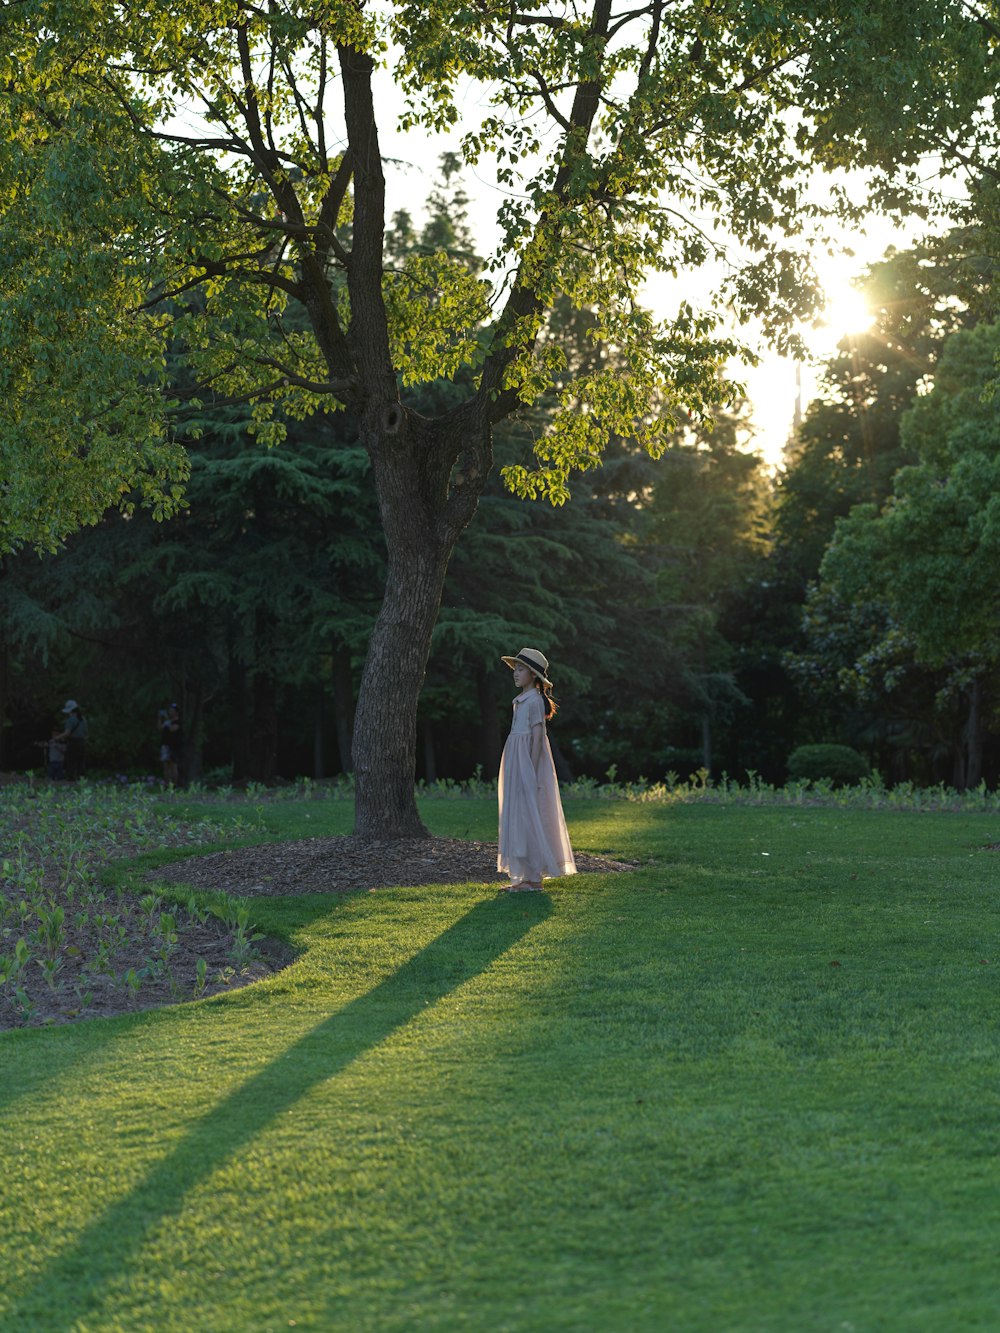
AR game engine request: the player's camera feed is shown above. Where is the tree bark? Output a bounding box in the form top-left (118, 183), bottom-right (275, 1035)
top-left (322, 34), bottom-right (609, 836)
top-left (330, 646), bottom-right (355, 774)
top-left (701, 714), bottom-right (712, 775)
top-left (699, 638), bottom-right (712, 774)
top-left (228, 649), bottom-right (251, 782)
top-left (351, 498), bottom-right (455, 836)
top-left (333, 45), bottom-right (495, 836)
top-left (252, 673), bottom-right (278, 783)
top-left (183, 685), bottom-right (205, 784)
top-left (313, 689), bottom-right (325, 781)
top-left (966, 677), bottom-right (983, 790)
top-left (0, 638), bottom-right (7, 771)
top-left (951, 743), bottom-right (966, 791)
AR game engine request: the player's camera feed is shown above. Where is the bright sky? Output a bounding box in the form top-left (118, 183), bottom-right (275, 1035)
top-left (636, 227), bottom-right (914, 468)
top-left (724, 227), bottom-right (917, 467)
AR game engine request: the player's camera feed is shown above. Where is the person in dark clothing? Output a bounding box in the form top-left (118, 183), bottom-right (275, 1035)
top-left (56, 700), bottom-right (88, 780)
top-left (158, 703), bottom-right (182, 785)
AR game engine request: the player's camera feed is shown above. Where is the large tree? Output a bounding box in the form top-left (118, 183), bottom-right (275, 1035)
top-left (804, 322), bottom-right (1000, 786)
top-left (0, 1), bottom-right (992, 835)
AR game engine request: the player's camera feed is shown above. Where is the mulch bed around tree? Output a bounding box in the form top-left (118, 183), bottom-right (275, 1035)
top-left (150, 835), bottom-right (636, 897)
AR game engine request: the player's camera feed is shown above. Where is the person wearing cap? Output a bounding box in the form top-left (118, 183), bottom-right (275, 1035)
top-left (55, 700), bottom-right (88, 781)
top-left (157, 703), bottom-right (182, 785)
top-left (497, 648), bottom-right (576, 892)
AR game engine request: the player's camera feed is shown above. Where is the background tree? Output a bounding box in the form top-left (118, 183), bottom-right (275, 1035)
top-left (643, 410), bottom-right (769, 775)
top-left (776, 233), bottom-right (983, 590)
top-left (765, 231), bottom-right (988, 773)
top-left (0, 407), bottom-right (383, 781)
top-left (1, 1), bottom-right (994, 832)
top-left (805, 322), bottom-right (1000, 786)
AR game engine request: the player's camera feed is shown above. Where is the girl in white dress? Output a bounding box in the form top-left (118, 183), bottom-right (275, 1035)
top-left (497, 648), bottom-right (577, 892)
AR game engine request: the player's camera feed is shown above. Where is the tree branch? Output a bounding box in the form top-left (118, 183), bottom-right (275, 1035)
top-left (279, 48), bottom-right (319, 156)
top-left (315, 149), bottom-right (354, 266)
top-left (251, 355), bottom-right (355, 397)
top-left (636, 0), bottom-right (663, 84)
top-left (265, 30), bottom-right (279, 159)
top-left (163, 367), bottom-right (352, 417)
top-left (475, 0), bottom-right (614, 421)
top-left (336, 42), bottom-right (395, 408)
top-left (736, 42), bottom-right (811, 94)
top-left (208, 188), bottom-right (317, 244)
top-left (958, 0), bottom-right (1000, 46)
top-left (140, 251), bottom-right (304, 310)
top-left (234, 13), bottom-right (307, 231)
top-left (508, 11), bottom-right (568, 30)
top-left (934, 133), bottom-right (1000, 182)
top-left (527, 70), bottom-right (573, 132)
top-left (316, 34), bottom-right (329, 169)
top-left (608, 3), bottom-right (661, 42)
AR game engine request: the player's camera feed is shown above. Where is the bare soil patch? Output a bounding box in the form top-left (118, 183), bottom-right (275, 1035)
top-left (150, 835), bottom-right (636, 896)
top-left (0, 793), bottom-right (288, 1031)
top-left (0, 917), bottom-right (292, 1031)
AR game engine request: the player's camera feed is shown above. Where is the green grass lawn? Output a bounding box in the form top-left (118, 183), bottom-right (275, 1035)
top-left (3, 799), bottom-right (1000, 1331)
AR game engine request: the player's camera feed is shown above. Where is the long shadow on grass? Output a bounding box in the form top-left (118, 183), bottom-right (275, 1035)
top-left (8, 891), bottom-right (549, 1329)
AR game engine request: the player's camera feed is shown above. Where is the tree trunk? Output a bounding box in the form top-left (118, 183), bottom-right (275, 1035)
top-left (966, 677), bottom-right (983, 790)
top-left (0, 638), bottom-right (7, 771)
top-left (549, 737), bottom-right (575, 784)
top-left (351, 528), bottom-right (453, 838)
top-left (310, 49), bottom-right (496, 836)
top-left (252, 673), bottom-right (278, 783)
top-left (313, 690), bottom-right (325, 780)
top-left (698, 637), bottom-right (712, 775)
top-left (701, 713), bottom-right (712, 775)
top-left (334, 46), bottom-right (493, 837)
top-left (184, 685), bottom-right (205, 784)
top-left (229, 650), bottom-right (251, 782)
top-left (951, 744), bottom-right (966, 791)
top-left (331, 646), bottom-right (355, 774)
top-left (348, 418), bottom-right (489, 835)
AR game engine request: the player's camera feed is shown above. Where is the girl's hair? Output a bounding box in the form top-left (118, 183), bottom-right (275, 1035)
top-left (533, 677), bottom-right (558, 720)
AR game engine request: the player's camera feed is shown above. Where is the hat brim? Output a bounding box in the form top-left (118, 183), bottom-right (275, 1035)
top-left (501, 655), bottom-right (552, 688)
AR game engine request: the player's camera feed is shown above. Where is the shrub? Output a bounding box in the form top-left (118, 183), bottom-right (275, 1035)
top-left (786, 744), bottom-right (870, 787)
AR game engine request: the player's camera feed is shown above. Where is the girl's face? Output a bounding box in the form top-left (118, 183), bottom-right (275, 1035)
top-left (512, 663), bottom-right (535, 691)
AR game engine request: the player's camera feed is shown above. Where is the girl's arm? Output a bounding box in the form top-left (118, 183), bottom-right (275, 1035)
top-left (529, 720), bottom-right (545, 780)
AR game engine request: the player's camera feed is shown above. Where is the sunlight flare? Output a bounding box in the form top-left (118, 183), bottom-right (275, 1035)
top-left (819, 285), bottom-right (874, 339)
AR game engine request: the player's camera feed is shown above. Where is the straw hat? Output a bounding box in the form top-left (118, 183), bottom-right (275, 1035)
top-left (500, 648), bottom-right (552, 688)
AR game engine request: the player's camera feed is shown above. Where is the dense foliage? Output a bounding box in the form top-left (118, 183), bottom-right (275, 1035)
top-left (2, 0), bottom-right (998, 833)
top-left (2, 4), bottom-right (1000, 796)
top-left (3, 213), bottom-right (1000, 789)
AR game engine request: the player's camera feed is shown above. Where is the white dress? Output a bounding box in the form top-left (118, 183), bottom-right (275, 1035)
top-left (497, 688), bottom-right (577, 883)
